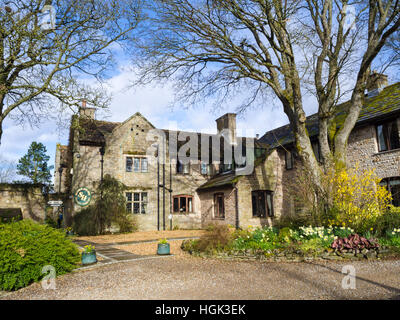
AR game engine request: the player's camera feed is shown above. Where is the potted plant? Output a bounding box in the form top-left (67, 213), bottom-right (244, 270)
top-left (81, 245), bottom-right (97, 265)
top-left (157, 238), bottom-right (170, 255)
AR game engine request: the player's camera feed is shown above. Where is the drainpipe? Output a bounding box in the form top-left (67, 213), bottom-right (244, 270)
top-left (234, 184), bottom-right (239, 229)
top-left (162, 143), bottom-right (166, 231)
top-left (99, 145), bottom-right (105, 200)
top-left (170, 160), bottom-right (172, 231)
top-left (157, 145), bottom-right (160, 231)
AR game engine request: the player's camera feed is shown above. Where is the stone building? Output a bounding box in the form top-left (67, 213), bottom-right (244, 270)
top-left (55, 73), bottom-right (400, 231)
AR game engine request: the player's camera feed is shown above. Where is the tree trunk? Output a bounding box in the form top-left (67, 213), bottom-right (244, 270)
top-left (334, 83), bottom-right (366, 160)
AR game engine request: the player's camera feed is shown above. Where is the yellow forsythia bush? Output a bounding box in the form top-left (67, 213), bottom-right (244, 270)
top-left (326, 165), bottom-right (392, 233)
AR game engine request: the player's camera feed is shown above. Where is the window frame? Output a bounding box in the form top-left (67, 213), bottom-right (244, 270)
top-left (126, 157), bottom-right (133, 172)
top-left (200, 162), bottom-right (211, 175)
top-left (376, 120), bottom-right (400, 152)
top-left (173, 195), bottom-right (194, 214)
top-left (176, 159), bottom-right (190, 175)
top-left (285, 149), bottom-right (294, 170)
top-left (213, 192), bottom-right (225, 220)
top-left (251, 190), bottom-right (274, 218)
top-left (380, 177), bottom-right (400, 207)
top-left (126, 191), bottom-right (148, 214)
top-left (126, 156), bottom-right (148, 173)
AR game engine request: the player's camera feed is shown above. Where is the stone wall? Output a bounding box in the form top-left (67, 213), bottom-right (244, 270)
top-left (0, 184), bottom-right (47, 222)
top-left (198, 186), bottom-right (237, 227)
top-left (237, 150), bottom-right (279, 228)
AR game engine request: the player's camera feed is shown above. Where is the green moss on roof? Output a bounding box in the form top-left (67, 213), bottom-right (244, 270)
top-left (197, 173), bottom-right (242, 190)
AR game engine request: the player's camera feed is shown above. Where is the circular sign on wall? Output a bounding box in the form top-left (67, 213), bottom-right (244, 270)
top-left (74, 187), bottom-right (92, 207)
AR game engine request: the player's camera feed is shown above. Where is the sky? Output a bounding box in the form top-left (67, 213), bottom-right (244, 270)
top-left (0, 60), bottom-right (322, 183)
top-left (0, 43), bottom-right (397, 184)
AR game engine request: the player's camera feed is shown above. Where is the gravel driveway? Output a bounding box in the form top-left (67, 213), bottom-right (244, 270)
top-left (1, 256), bottom-right (400, 300)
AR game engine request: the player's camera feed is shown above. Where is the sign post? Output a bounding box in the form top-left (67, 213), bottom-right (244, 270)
top-left (48, 200), bottom-right (63, 207)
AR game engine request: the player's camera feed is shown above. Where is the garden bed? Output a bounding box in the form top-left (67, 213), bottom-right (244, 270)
top-left (181, 225), bottom-right (400, 263)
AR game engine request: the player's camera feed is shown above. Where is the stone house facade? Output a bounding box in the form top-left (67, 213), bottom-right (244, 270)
top-left (55, 73), bottom-right (400, 231)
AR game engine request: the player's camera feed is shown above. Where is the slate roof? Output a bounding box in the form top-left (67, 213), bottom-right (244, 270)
top-left (77, 118), bottom-right (263, 149)
top-left (78, 118), bottom-right (120, 146)
top-left (258, 82), bottom-right (400, 149)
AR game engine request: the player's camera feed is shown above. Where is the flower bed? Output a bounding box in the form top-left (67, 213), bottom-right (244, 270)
top-left (181, 225), bottom-right (400, 262)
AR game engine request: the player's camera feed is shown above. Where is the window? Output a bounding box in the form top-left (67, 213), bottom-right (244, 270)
top-left (133, 158), bottom-right (140, 172)
top-left (380, 177), bottom-right (400, 207)
top-left (126, 157), bottom-right (148, 173)
top-left (376, 121), bottom-right (400, 152)
top-left (126, 192), bottom-right (148, 214)
top-left (141, 158), bottom-right (148, 172)
top-left (285, 149), bottom-right (293, 170)
top-left (312, 141), bottom-right (322, 162)
top-left (126, 157), bottom-right (133, 172)
top-left (252, 190), bottom-right (274, 218)
top-left (220, 163), bottom-right (233, 173)
top-left (214, 193), bottom-right (225, 219)
top-left (201, 162), bottom-right (211, 175)
top-left (176, 159), bottom-right (190, 174)
top-left (173, 195), bottom-right (193, 213)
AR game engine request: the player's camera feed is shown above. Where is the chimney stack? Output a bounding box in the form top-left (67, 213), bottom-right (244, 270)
top-left (79, 100), bottom-right (96, 120)
top-left (366, 71), bottom-right (388, 97)
top-left (216, 113), bottom-right (237, 145)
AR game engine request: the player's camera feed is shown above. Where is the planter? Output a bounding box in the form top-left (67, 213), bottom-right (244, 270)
top-left (157, 243), bottom-right (170, 255)
top-left (81, 251), bottom-right (97, 265)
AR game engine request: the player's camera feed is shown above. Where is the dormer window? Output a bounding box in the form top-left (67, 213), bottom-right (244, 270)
top-left (376, 121), bottom-right (400, 152)
top-left (312, 141), bottom-right (322, 162)
top-left (176, 159), bottom-right (190, 174)
top-left (285, 149), bottom-right (293, 170)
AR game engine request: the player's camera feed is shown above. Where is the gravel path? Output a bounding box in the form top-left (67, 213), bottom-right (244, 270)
top-left (76, 230), bottom-right (206, 244)
top-left (2, 256), bottom-right (400, 300)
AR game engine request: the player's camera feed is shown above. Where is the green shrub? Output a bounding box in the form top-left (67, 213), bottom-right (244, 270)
top-left (374, 206), bottom-right (400, 237)
top-left (72, 206), bottom-right (98, 236)
top-left (44, 216), bottom-right (58, 229)
top-left (332, 226), bottom-right (354, 238)
top-left (0, 220), bottom-right (80, 291)
top-left (298, 238), bottom-right (329, 255)
top-left (185, 224), bottom-right (232, 253)
top-left (231, 226), bottom-right (283, 252)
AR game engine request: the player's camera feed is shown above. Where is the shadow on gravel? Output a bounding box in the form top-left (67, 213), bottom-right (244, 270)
top-left (307, 261), bottom-right (400, 297)
top-left (264, 263), bottom-right (348, 299)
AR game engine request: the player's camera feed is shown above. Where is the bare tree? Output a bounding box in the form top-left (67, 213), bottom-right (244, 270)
top-left (0, 0), bottom-right (141, 145)
top-left (132, 0), bottom-right (400, 187)
top-left (0, 156), bottom-right (16, 183)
